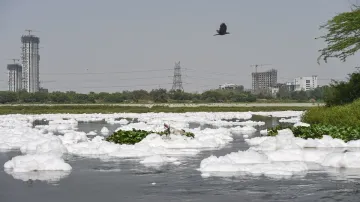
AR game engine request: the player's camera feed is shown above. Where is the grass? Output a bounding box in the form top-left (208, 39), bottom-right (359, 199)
top-left (301, 99), bottom-right (360, 127)
top-left (0, 105), bottom-right (311, 115)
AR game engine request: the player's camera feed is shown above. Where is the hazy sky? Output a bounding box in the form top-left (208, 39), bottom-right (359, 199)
top-left (1, 0), bottom-right (359, 93)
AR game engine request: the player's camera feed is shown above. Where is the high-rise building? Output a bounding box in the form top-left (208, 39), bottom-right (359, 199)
top-left (251, 69), bottom-right (277, 94)
top-left (7, 64), bottom-right (22, 92)
top-left (21, 34), bottom-right (40, 93)
top-left (294, 75), bottom-right (318, 91)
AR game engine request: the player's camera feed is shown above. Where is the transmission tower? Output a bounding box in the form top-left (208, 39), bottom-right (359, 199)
top-left (171, 61), bottom-right (184, 91)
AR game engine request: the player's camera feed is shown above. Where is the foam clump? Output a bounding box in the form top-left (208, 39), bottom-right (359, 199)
top-left (4, 154), bottom-right (72, 172)
top-left (230, 126), bottom-right (257, 136)
top-left (20, 137), bottom-right (68, 156)
top-left (100, 127), bottom-right (110, 135)
top-left (246, 129), bottom-right (350, 151)
top-left (321, 152), bottom-right (360, 168)
top-left (59, 131), bottom-right (88, 145)
top-left (4, 170), bottom-right (71, 183)
top-left (199, 150), bottom-right (308, 178)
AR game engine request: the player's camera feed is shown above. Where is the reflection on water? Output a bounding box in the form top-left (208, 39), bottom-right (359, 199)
top-left (4, 169), bottom-right (71, 184)
top-left (1, 115), bottom-right (360, 202)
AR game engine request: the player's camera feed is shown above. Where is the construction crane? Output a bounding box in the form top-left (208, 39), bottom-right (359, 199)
top-left (25, 29), bottom-right (39, 35)
top-left (250, 64), bottom-right (272, 94)
top-left (7, 58), bottom-right (20, 64)
top-left (250, 64), bottom-right (272, 73)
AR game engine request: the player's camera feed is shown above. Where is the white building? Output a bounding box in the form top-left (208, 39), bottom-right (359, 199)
top-left (294, 75), bottom-right (318, 91)
top-left (219, 83), bottom-right (239, 90)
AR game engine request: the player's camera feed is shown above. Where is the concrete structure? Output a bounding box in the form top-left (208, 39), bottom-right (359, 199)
top-left (219, 83), bottom-right (242, 90)
top-left (7, 64), bottom-right (23, 92)
top-left (21, 34), bottom-right (40, 93)
top-left (285, 82), bottom-right (295, 92)
top-left (294, 76), bottom-right (318, 91)
top-left (251, 69), bottom-right (277, 94)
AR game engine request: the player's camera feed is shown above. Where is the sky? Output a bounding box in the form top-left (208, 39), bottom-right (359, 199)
top-left (0, 0), bottom-right (359, 93)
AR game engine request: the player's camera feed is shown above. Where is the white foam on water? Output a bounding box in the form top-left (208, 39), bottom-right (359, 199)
top-left (198, 150), bottom-right (308, 178)
top-left (199, 125), bottom-right (360, 178)
top-left (100, 126), bottom-right (110, 135)
top-left (4, 170), bottom-right (71, 183)
top-left (4, 154), bottom-right (72, 172)
top-left (230, 126), bottom-right (257, 136)
top-left (1, 110), bottom-right (359, 181)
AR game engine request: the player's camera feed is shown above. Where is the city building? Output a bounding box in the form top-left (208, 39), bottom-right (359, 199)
top-left (294, 75), bottom-right (318, 91)
top-left (21, 33), bottom-right (40, 93)
top-left (251, 69), bottom-right (277, 94)
top-left (285, 82), bottom-right (295, 92)
top-left (7, 64), bottom-right (22, 92)
top-left (219, 83), bottom-right (243, 90)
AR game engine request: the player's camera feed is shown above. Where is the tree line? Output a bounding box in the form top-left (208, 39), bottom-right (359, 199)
top-left (0, 87), bottom-right (328, 104)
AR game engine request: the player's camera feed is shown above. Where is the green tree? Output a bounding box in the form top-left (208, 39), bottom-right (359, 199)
top-left (149, 88), bottom-right (168, 103)
top-left (131, 90), bottom-right (149, 102)
top-left (50, 91), bottom-right (71, 103)
top-left (324, 70), bottom-right (360, 106)
top-left (0, 91), bottom-right (18, 103)
top-left (317, 6), bottom-right (360, 63)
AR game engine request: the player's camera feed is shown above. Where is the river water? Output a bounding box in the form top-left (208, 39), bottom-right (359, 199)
top-left (1, 116), bottom-right (360, 202)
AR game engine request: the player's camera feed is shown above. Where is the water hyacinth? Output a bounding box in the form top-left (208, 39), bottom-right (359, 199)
top-left (267, 124), bottom-right (360, 142)
top-left (105, 128), bottom-right (195, 145)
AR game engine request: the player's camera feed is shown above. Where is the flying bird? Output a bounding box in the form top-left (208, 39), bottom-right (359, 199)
top-left (214, 23), bottom-right (230, 36)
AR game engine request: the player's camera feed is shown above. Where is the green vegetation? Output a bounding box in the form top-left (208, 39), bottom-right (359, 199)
top-left (322, 70), bottom-right (360, 106)
top-left (299, 5), bottom-right (360, 128)
top-left (0, 87), bottom-right (327, 105)
top-left (266, 6), bottom-right (360, 142)
top-left (0, 105), bottom-right (312, 115)
top-left (302, 98), bottom-right (360, 127)
top-left (267, 124), bottom-right (360, 142)
top-left (316, 5), bottom-right (360, 63)
top-left (105, 128), bottom-right (194, 145)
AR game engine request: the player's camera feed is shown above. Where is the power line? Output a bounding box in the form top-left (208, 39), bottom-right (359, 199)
top-left (28, 76), bottom-right (172, 83)
top-left (185, 68), bottom-right (241, 77)
top-left (40, 68), bottom-right (174, 76)
top-left (66, 83), bottom-right (175, 89)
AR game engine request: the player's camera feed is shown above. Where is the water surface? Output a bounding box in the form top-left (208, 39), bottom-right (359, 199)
top-left (1, 116), bottom-right (360, 202)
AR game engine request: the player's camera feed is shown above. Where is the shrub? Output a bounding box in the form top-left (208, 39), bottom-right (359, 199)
top-left (324, 71), bottom-right (360, 106)
top-left (106, 128), bottom-right (195, 145)
top-left (301, 98), bottom-right (360, 127)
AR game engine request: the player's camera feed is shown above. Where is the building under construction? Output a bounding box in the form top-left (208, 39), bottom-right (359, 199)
top-left (21, 32), bottom-right (40, 93)
top-left (251, 69), bottom-right (277, 94)
top-left (7, 63), bottom-right (22, 92)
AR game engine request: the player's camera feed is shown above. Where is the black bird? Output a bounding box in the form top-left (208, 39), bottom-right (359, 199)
top-left (214, 23), bottom-right (230, 36)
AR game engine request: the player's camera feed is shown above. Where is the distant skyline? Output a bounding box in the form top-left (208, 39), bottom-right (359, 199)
top-left (1, 0), bottom-right (359, 93)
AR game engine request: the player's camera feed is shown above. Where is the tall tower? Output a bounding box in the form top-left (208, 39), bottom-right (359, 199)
top-left (21, 30), bottom-right (40, 93)
top-left (7, 62), bottom-right (23, 92)
top-left (171, 61), bottom-right (184, 91)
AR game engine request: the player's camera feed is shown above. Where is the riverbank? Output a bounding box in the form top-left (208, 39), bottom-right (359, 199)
top-left (0, 103), bottom-right (315, 114)
top-left (302, 99), bottom-right (360, 127)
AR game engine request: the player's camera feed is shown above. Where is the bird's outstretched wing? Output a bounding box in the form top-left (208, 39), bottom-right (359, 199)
top-left (219, 23), bottom-right (227, 33)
